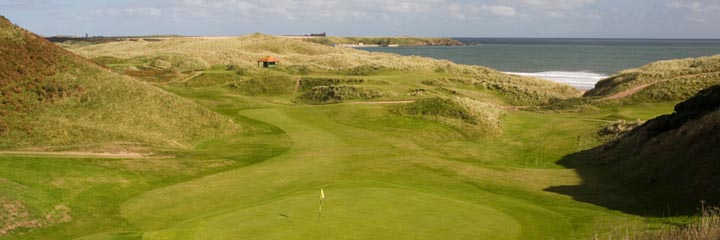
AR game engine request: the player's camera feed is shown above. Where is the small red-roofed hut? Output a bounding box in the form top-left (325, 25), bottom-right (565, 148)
top-left (257, 56), bottom-right (280, 68)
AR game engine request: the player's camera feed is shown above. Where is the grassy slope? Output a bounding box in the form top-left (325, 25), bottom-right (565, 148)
top-left (0, 16), bottom-right (238, 150)
top-left (585, 55), bottom-right (720, 103)
top-left (65, 34), bottom-right (580, 105)
top-left (300, 36), bottom-right (463, 46)
top-left (557, 85), bottom-right (720, 214)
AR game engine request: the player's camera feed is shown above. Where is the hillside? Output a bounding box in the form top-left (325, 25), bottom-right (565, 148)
top-left (64, 34), bottom-right (580, 105)
top-left (299, 36), bottom-right (463, 46)
top-left (556, 84), bottom-right (720, 213)
top-left (0, 16), bottom-right (238, 151)
top-left (585, 55), bottom-right (720, 103)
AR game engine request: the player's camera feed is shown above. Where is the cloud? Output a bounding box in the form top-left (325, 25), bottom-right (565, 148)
top-left (79, 0), bottom-right (452, 23)
top-left (482, 5), bottom-right (518, 17)
top-left (98, 7), bottom-right (163, 17)
top-left (517, 0), bottom-right (596, 10)
top-left (666, 0), bottom-right (720, 23)
top-left (666, 0), bottom-right (720, 13)
top-left (510, 0), bottom-right (596, 17)
top-left (0, 0), bottom-right (55, 10)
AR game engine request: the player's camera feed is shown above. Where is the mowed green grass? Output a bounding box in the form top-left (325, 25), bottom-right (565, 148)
top-left (1, 81), bottom-right (676, 239)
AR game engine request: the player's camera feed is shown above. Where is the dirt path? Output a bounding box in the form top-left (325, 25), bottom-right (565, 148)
top-left (501, 106), bottom-right (528, 110)
top-left (0, 151), bottom-right (147, 158)
top-left (177, 72), bottom-right (204, 84)
top-left (602, 82), bottom-right (657, 100)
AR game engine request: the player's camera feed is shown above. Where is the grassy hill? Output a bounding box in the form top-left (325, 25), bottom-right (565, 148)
top-left (300, 36), bottom-right (463, 46)
top-left (555, 84), bottom-right (720, 214)
top-left (585, 55), bottom-right (720, 103)
top-left (63, 34), bottom-right (580, 105)
top-left (0, 16), bottom-right (238, 151)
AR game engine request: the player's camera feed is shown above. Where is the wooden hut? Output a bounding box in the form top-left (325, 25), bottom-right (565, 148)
top-left (257, 56), bottom-right (280, 68)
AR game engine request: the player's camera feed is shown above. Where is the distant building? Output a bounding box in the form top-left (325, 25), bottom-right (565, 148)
top-left (308, 32), bottom-right (326, 37)
top-left (257, 56), bottom-right (280, 68)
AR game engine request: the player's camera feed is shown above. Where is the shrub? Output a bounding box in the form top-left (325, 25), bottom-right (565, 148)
top-left (277, 65), bottom-right (311, 75)
top-left (338, 65), bottom-right (387, 76)
top-left (534, 97), bottom-right (598, 112)
top-left (226, 64), bottom-right (256, 76)
top-left (150, 59), bottom-right (172, 69)
top-left (176, 56), bottom-right (210, 71)
top-left (597, 119), bottom-right (644, 142)
top-left (296, 85), bottom-right (384, 104)
top-left (299, 77), bottom-right (365, 91)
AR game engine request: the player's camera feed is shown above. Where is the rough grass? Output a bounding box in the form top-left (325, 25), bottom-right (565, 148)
top-left (296, 85), bottom-right (385, 104)
top-left (426, 76), bottom-right (581, 105)
top-left (585, 55), bottom-right (720, 103)
top-left (641, 207), bottom-right (720, 240)
top-left (394, 97), bottom-right (505, 137)
top-left (0, 16), bottom-right (238, 150)
top-left (560, 85), bottom-right (720, 214)
top-left (184, 72), bottom-right (244, 88)
top-left (298, 77), bottom-right (365, 91)
top-left (64, 33), bottom-right (581, 105)
top-left (227, 73), bottom-right (294, 96)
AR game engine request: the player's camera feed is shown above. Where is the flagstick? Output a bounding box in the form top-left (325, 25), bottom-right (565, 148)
top-left (318, 188), bottom-right (324, 223)
top-left (318, 197), bottom-right (323, 223)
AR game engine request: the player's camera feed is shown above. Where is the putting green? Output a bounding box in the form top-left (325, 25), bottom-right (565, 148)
top-left (142, 187), bottom-right (520, 240)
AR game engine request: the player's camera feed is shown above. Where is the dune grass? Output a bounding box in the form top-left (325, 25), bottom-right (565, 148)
top-left (0, 16), bottom-right (238, 151)
top-left (393, 97), bottom-right (505, 137)
top-left (64, 33), bottom-right (581, 105)
top-left (585, 55), bottom-right (720, 103)
top-left (296, 85), bottom-right (385, 104)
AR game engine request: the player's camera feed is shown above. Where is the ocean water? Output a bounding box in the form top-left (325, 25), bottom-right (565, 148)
top-left (361, 38), bottom-right (720, 89)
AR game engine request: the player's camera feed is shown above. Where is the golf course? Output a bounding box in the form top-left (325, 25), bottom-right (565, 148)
top-left (2, 15), bottom-right (720, 239)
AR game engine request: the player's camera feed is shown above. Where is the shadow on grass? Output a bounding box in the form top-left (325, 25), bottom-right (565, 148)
top-left (546, 85), bottom-right (720, 218)
top-left (544, 146), bottom-right (687, 217)
top-left (545, 146), bottom-right (703, 218)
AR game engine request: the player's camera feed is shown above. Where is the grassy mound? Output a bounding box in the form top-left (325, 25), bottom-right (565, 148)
top-left (425, 76), bottom-right (581, 105)
top-left (296, 85), bottom-right (384, 104)
top-left (298, 77), bottom-right (365, 91)
top-left (0, 16), bottom-right (238, 150)
top-left (585, 55), bottom-right (720, 103)
top-left (185, 72), bottom-right (244, 87)
top-left (562, 84), bottom-right (720, 212)
top-left (394, 97), bottom-right (504, 137)
top-left (227, 73), bottom-right (294, 96)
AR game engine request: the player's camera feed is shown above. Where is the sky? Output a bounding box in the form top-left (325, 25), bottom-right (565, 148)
top-left (1, 0), bottom-right (720, 38)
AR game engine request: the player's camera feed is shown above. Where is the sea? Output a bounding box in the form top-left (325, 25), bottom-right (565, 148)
top-left (361, 38), bottom-right (720, 90)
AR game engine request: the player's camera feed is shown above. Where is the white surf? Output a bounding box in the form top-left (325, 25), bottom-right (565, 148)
top-left (505, 71), bottom-right (608, 90)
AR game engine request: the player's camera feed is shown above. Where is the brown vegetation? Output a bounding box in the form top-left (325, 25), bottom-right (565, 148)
top-left (0, 16), bottom-right (87, 134)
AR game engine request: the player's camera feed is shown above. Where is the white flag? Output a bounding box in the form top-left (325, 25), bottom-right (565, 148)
top-left (320, 188), bottom-right (325, 200)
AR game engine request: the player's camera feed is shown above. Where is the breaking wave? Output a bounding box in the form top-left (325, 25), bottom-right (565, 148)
top-left (505, 71), bottom-right (608, 90)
